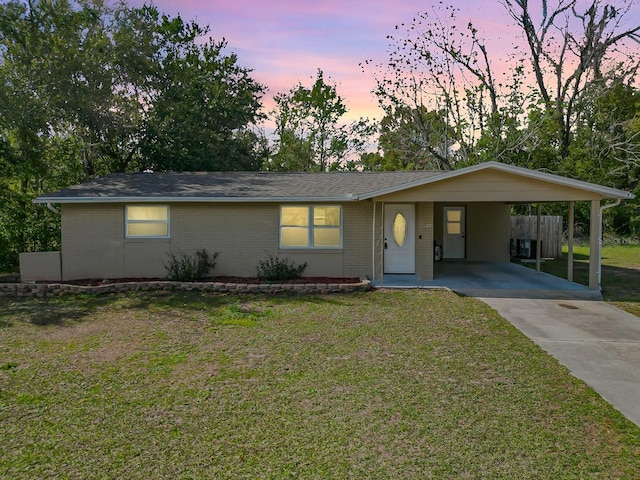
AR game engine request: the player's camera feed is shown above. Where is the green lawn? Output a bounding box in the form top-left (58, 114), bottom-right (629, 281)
top-left (526, 244), bottom-right (640, 316)
top-left (1, 290), bottom-right (639, 478)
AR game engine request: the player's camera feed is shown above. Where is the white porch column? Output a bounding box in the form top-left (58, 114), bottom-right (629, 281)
top-left (589, 199), bottom-right (600, 290)
top-left (567, 201), bottom-right (574, 282)
top-left (372, 201), bottom-right (377, 285)
top-left (536, 203), bottom-right (542, 271)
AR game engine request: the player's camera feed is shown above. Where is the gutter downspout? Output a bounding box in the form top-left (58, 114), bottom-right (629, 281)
top-left (46, 203), bottom-right (61, 215)
top-left (598, 198), bottom-right (622, 290)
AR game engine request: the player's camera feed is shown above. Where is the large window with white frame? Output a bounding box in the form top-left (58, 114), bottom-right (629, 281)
top-left (280, 205), bottom-right (342, 248)
top-left (125, 205), bottom-right (170, 238)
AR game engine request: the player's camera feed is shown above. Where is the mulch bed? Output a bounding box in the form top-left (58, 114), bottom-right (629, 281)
top-left (214, 276), bottom-right (361, 284)
top-left (52, 276), bottom-right (362, 286)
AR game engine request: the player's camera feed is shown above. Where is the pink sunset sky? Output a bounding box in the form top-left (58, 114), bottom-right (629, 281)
top-left (130, 1), bottom-right (640, 122)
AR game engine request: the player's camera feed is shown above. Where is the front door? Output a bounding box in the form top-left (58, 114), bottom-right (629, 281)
top-left (384, 204), bottom-right (415, 273)
top-left (443, 206), bottom-right (465, 259)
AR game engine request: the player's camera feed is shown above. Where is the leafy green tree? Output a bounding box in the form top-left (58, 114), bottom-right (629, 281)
top-left (268, 69), bottom-right (372, 171)
top-left (0, 0), bottom-right (267, 269)
top-left (140, 39), bottom-right (266, 171)
top-left (374, 106), bottom-right (458, 170)
top-left (566, 82), bottom-right (640, 235)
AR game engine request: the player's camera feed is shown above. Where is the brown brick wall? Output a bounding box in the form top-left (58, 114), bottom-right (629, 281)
top-left (61, 202), bottom-right (376, 281)
top-left (416, 202), bottom-right (434, 280)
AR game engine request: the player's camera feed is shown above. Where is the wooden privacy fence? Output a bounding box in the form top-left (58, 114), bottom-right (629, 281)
top-left (510, 216), bottom-right (563, 259)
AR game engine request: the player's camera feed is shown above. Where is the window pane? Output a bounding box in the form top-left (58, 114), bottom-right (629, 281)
top-left (447, 222), bottom-right (461, 235)
top-left (392, 213), bottom-right (407, 247)
top-left (314, 228), bottom-right (341, 247)
top-left (281, 227), bottom-right (309, 247)
top-left (128, 205), bottom-right (168, 221)
top-left (314, 206), bottom-right (340, 226)
top-left (281, 207), bottom-right (309, 226)
top-left (446, 210), bottom-right (461, 222)
top-left (128, 223), bottom-right (168, 237)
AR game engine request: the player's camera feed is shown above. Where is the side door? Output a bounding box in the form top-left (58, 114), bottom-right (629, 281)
top-left (443, 206), bottom-right (465, 259)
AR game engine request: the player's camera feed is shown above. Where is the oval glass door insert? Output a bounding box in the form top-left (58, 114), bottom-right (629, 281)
top-left (392, 212), bottom-right (407, 247)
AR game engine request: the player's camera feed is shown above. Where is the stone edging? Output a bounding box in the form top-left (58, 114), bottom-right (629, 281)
top-left (0, 280), bottom-right (372, 298)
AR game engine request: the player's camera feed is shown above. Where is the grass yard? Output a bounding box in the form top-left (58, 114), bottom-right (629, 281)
top-left (529, 244), bottom-right (640, 316)
top-left (1, 290), bottom-right (639, 479)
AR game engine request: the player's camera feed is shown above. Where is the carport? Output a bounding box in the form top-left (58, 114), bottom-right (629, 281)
top-left (369, 162), bottom-right (635, 291)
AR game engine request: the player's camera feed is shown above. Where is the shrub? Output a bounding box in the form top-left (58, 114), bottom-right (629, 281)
top-left (256, 254), bottom-right (307, 282)
top-left (164, 249), bottom-right (218, 281)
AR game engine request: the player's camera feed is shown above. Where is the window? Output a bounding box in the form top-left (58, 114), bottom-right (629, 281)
top-left (392, 212), bottom-right (407, 247)
top-left (446, 209), bottom-right (462, 235)
top-left (125, 205), bottom-right (169, 238)
top-left (280, 206), bottom-right (342, 248)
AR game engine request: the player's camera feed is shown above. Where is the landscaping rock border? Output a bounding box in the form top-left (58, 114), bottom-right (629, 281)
top-left (0, 279), bottom-right (372, 298)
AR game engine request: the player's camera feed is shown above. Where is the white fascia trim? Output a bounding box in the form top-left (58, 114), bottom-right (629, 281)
top-left (33, 195), bottom-right (359, 204)
top-left (357, 161), bottom-right (635, 200)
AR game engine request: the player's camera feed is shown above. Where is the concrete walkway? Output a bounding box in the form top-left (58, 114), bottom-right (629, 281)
top-left (478, 295), bottom-right (640, 426)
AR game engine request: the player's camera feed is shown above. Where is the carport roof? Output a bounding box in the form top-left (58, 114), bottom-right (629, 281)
top-left (34, 161), bottom-right (634, 204)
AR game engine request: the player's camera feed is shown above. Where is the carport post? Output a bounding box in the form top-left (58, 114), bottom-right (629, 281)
top-left (567, 201), bottom-right (574, 282)
top-left (372, 201), bottom-right (377, 286)
top-left (589, 199), bottom-right (600, 290)
top-left (535, 203), bottom-right (542, 271)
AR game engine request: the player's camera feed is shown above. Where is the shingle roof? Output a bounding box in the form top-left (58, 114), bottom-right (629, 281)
top-left (35, 171), bottom-right (443, 203)
top-left (34, 162), bottom-right (634, 204)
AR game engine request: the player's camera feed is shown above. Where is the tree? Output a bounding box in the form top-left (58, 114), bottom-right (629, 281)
top-left (140, 39), bottom-right (266, 171)
top-left (567, 81), bottom-right (640, 235)
top-left (503, 0), bottom-right (640, 159)
top-left (375, 106), bottom-right (459, 170)
top-left (367, 0), bottom-right (640, 172)
top-left (268, 69), bottom-right (372, 171)
top-left (0, 0), bottom-right (267, 269)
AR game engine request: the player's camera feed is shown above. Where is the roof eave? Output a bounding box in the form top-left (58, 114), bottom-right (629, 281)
top-left (483, 162), bottom-right (635, 199)
top-left (359, 161), bottom-right (634, 200)
top-left (34, 195), bottom-right (359, 204)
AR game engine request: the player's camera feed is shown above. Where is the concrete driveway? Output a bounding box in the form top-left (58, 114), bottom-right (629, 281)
top-left (478, 295), bottom-right (640, 426)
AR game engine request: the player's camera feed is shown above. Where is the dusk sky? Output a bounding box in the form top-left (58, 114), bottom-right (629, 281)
top-left (131, 1), bottom-right (640, 122)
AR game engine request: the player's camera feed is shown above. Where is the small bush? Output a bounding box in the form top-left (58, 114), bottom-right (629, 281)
top-left (164, 249), bottom-right (218, 282)
top-left (256, 254), bottom-right (307, 282)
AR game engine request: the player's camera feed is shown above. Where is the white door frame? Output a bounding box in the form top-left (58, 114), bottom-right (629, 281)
top-left (443, 206), bottom-right (466, 259)
top-left (384, 204), bottom-right (415, 274)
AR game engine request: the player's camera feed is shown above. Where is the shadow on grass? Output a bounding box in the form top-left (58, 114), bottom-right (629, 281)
top-left (0, 290), bottom-right (355, 328)
top-left (567, 252), bottom-right (590, 261)
top-left (0, 294), bottom-right (112, 327)
top-left (534, 259), bottom-right (640, 309)
top-left (121, 290), bottom-right (350, 309)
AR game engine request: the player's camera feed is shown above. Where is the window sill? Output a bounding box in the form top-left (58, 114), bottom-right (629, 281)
top-left (279, 248), bottom-right (343, 254)
top-left (124, 238), bottom-right (171, 243)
